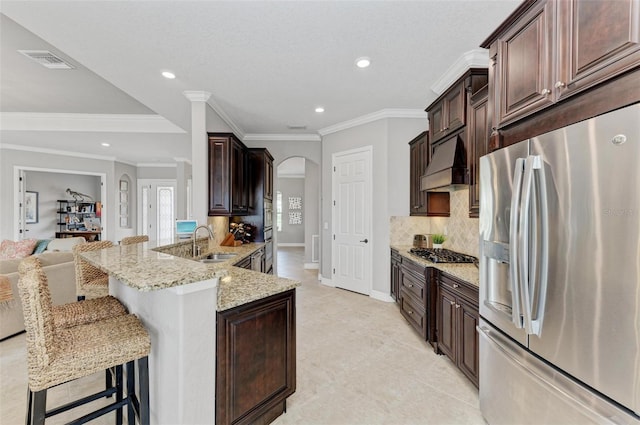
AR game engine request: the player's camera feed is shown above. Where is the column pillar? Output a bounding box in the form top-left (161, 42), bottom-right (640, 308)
top-left (183, 91), bottom-right (211, 227)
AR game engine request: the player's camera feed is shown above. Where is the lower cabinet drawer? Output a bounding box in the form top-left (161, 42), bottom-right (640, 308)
top-left (400, 288), bottom-right (426, 339)
top-left (400, 269), bottom-right (426, 303)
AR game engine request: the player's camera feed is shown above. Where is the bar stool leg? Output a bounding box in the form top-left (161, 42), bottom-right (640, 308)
top-left (126, 361), bottom-right (135, 425)
top-left (31, 390), bottom-right (46, 425)
top-left (138, 357), bottom-right (150, 425)
top-left (115, 365), bottom-right (124, 425)
top-left (25, 388), bottom-right (32, 425)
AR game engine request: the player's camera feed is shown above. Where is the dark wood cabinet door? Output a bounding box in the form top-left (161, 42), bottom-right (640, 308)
top-left (264, 159), bottom-right (274, 200)
top-left (468, 86), bottom-right (489, 218)
top-left (457, 298), bottom-right (479, 387)
top-left (216, 290), bottom-right (296, 425)
top-left (208, 136), bottom-right (231, 215)
top-left (409, 132), bottom-right (428, 216)
top-left (556, 0), bottom-right (640, 102)
top-left (428, 101), bottom-right (446, 142)
top-left (444, 83), bottom-right (466, 134)
top-left (231, 140), bottom-right (248, 214)
top-left (437, 287), bottom-right (456, 361)
top-left (496, 0), bottom-right (554, 126)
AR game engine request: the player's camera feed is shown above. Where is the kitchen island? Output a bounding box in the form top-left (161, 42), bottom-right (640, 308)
top-left (80, 238), bottom-right (300, 425)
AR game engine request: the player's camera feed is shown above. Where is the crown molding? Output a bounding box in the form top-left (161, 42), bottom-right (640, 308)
top-left (183, 91), bottom-right (212, 102)
top-left (0, 112), bottom-right (186, 133)
top-left (243, 133), bottom-right (321, 142)
top-left (318, 108), bottom-right (426, 136)
top-left (430, 49), bottom-right (489, 95)
top-left (206, 97), bottom-right (245, 139)
top-left (0, 143), bottom-right (116, 161)
top-left (173, 157), bottom-right (192, 164)
top-left (136, 163), bottom-right (178, 168)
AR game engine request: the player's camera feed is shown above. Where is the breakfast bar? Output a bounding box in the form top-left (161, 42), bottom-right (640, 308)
top-left (79, 238), bottom-right (300, 425)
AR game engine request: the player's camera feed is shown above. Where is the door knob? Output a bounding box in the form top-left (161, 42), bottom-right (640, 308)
top-left (360, 239), bottom-right (369, 243)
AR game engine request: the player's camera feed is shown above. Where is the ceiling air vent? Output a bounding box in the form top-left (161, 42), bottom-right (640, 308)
top-left (287, 125), bottom-right (307, 130)
top-left (18, 50), bottom-right (75, 69)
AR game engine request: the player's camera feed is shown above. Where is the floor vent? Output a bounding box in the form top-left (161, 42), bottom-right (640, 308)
top-left (18, 50), bottom-right (75, 69)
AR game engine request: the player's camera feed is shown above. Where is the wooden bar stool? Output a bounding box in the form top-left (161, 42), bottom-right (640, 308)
top-left (73, 241), bottom-right (113, 301)
top-left (120, 236), bottom-right (149, 246)
top-left (18, 257), bottom-right (151, 425)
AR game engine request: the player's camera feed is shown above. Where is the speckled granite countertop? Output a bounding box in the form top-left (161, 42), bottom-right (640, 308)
top-left (80, 238), bottom-right (300, 311)
top-left (391, 245), bottom-right (479, 287)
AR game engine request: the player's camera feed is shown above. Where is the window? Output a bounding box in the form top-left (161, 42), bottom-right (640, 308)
top-left (276, 191), bottom-right (282, 231)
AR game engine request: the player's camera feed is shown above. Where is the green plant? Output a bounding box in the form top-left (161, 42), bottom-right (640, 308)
top-left (431, 234), bottom-right (446, 244)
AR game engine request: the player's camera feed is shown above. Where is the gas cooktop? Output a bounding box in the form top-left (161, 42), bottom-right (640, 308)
top-left (409, 248), bottom-right (478, 264)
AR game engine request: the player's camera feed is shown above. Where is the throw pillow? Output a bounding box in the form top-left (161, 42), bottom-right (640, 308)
top-left (0, 239), bottom-right (38, 259)
top-left (33, 239), bottom-right (52, 254)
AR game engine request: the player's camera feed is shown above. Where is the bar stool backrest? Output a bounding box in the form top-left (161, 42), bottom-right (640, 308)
top-left (72, 240), bottom-right (114, 296)
top-left (17, 257), bottom-right (56, 374)
top-left (121, 235), bottom-right (149, 245)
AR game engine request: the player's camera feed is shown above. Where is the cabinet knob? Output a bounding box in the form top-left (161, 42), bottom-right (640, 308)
top-left (554, 81), bottom-right (566, 89)
top-left (455, 304), bottom-right (461, 309)
top-left (449, 300), bottom-right (455, 306)
top-left (413, 205), bottom-right (420, 209)
top-left (408, 284), bottom-right (414, 288)
top-left (540, 88), bottom-right (551, 96)
top-left (408, 310), bottom-right (413, 315)
top-left (453, 283), bottom-right (459, 288)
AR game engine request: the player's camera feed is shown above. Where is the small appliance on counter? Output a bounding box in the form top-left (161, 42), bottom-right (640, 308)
top-left (413, 234), bottom-right (431, 249)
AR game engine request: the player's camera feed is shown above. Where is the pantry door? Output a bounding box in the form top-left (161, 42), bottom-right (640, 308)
top-left (332, 146), bottom-right (372, 295)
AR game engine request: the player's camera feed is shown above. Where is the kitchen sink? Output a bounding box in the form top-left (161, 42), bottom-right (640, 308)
top-left (199, 253), bottom-right (238, 263)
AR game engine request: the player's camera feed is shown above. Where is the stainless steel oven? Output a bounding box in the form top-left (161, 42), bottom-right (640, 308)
top-left (264, 200), bottom-right (273, 229)
top-left (264, 227), bottom-right (273, 274)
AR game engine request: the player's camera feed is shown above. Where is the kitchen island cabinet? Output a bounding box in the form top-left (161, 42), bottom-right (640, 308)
top-left (216, 289), bottom-right (296, 425)
top-left (79, 238), bottom-right (299, 424)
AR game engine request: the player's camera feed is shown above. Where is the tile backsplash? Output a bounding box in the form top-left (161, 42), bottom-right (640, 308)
top-left (390, 188), bottom-right (479, 257)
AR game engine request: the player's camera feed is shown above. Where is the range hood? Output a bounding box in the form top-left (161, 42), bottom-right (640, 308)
top-left (420, 135), bottom-right (467, 191)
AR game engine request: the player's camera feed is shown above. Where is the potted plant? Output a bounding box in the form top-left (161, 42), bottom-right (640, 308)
top-left (431, 234), bottom-right (446, 249)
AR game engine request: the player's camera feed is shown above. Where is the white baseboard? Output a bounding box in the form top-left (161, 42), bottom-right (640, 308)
top-left (304, 262), bottom-right (319, 269)
top-left (277, 243), bottom-right (305, 247)
top-left (318, 274), bottom-right (334, 287)
top-left (370, 289), bottom-right (394, 303)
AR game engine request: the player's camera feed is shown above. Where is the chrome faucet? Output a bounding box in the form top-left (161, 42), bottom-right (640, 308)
top-left (193, 225), bottom-right (214, 257)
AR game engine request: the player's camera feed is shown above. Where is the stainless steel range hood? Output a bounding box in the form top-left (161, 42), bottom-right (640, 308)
top-left (420, 135), bottom-right (467, 191)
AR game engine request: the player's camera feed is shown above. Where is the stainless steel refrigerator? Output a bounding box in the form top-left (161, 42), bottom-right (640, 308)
top-left (478, 103), bottom-right (640, 425)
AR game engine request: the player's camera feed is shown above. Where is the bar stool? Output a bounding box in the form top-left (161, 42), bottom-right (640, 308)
top-left (18, 256), bottom-right (151, 425)
top-left (73, 240), bottom-right (114, 301)
top-left (120, 236), bottom-right (149, 246)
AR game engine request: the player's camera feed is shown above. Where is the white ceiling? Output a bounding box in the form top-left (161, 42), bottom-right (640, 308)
top-left (0, 1), bottom-right (520, 164)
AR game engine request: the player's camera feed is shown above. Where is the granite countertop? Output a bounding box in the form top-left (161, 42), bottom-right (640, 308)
top-left (79, 238), bottom-right (300, 311)
top-left (391, 245), bottom-right (479, 287)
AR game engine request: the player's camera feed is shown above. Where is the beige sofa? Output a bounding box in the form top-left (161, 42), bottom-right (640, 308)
top-left (0, 237), bottom-right (86, 340)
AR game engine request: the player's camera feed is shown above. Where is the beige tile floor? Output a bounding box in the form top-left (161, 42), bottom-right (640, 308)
top-left (0, 247), bottom-right (484, 425)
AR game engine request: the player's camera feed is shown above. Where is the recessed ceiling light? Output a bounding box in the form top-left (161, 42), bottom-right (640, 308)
top-left (162, 71), bottom-right (176, 79)
top-left (101, 142), bottom-right (110, 147)
top-left (355, 57), bottom-right (371, 68)
top-left (315, 107), bottom-right (325, 113)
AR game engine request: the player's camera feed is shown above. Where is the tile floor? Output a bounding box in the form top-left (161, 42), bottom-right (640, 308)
top-left (0, 247), bottom-right (484, 425)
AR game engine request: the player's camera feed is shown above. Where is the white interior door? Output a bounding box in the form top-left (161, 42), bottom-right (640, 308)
top-left (332, 147), bottom-right (372, 295)
top-left (138, 179), bottom-right (176, 241)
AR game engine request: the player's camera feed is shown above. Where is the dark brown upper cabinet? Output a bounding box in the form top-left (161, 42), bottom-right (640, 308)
top-left (208, 133), bottom-right (249, 216)
top-left (409, 131), bottom-right (429, 216)
top-left (468, 85), bottom-right (489, 218)
top-left (483, 0), bottom-right (640, 130)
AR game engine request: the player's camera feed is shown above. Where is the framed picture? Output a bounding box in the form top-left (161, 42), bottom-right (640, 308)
top-left (25, 191), bottom-right (39, 224)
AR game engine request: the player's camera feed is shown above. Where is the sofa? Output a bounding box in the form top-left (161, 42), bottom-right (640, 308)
top-left (0, 237), bottom-right (86, 340)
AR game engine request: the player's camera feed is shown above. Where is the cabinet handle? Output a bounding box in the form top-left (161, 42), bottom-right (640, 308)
top-left (408, 284), bottom-right (414, 287)
top-left (554, 81), bottom-right (566, 89)
top-left (407, 310), bottom-right (413, 315)
top-left (455, 304), bottom-right (461, 309)
top-left (413, 205), bottom-right (420, 209)
top-left (453, 283), bottom-right (459, 288)
top-left (540, 89), bottom-right (551, 96)
top-left (449, 300), bottom-right (455, 306)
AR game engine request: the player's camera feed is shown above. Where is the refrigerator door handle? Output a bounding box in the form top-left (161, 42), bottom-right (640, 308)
top-left (520, 155), bottom-right (549, 336)
top-left (509, 157), bottom-right (526, 329)
top-left (530, 155), bottom-right (549, 336)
